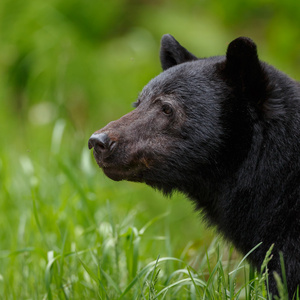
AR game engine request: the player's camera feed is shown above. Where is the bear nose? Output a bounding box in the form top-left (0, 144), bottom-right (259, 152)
top-left (88, 133), bottom-right (115, 156)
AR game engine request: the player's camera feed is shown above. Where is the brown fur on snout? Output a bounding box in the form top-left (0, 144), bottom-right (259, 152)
top-left (140, 157), bottom-right (151, 168)
top-left (93, 112), bottom-right (132, 139)
top-left (90, 109), bottom-right (158, 181)
top-left (90, 94), bottom-right (186, 183)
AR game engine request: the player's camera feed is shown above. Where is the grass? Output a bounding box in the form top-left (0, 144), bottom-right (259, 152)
top-left (1, 2), bottom-right (300, 297)
top-left (0, 118), bottom-right (293, 299)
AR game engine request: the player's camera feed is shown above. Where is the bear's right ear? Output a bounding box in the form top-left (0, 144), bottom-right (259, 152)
top-left (160, 34), bottom-right (198, 71)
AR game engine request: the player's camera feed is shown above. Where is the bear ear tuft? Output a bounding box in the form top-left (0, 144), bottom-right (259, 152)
top-left (225, 37), bottom-right (267, 100)
top-left (160, 34), bottom-right (198, 71)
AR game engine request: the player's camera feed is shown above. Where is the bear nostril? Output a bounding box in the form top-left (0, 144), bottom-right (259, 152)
top-left (88, 133), bottom-right (114, 155)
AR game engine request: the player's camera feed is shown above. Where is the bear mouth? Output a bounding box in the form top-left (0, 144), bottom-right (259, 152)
top-left (93, 150), bottom-right (146, 182)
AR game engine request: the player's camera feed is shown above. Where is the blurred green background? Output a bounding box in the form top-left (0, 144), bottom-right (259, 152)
top-left (1, 0), bottom-right (300, 298)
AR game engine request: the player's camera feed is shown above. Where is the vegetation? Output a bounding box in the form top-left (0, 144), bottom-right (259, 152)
top-left (1, 0), bottom-right (300, 298)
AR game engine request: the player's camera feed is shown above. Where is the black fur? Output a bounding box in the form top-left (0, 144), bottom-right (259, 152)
top-left (89, 35), bottom-right (300, 297)
top-left (160, 34), bottom-right (198, 70)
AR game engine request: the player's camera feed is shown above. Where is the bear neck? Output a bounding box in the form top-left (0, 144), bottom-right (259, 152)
top-left (182, 77), bottom-right (300, 268)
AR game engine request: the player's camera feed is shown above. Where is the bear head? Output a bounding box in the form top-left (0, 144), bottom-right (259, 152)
top-left (88, 35), bottom-right (269, 194)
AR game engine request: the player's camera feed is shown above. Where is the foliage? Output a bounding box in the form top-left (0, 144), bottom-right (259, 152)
top-left (1, 0), bottom-right (300, 298)
top-left (0, 130), bottom-right (278, 298)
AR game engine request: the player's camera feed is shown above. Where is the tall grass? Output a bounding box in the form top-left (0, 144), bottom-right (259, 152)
top-left (0, 120), bottom-right (294, 299)
top-left (1, 1), bottom-right (300, 298)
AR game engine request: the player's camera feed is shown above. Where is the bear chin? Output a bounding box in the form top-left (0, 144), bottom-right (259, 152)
top-left (102, 167), bottom-right (124, 181)
top-left (101, 165), bottom-right (144, 183)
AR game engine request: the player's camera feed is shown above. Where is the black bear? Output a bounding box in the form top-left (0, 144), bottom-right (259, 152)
top-left (88, 35), bottom-right (300, 297)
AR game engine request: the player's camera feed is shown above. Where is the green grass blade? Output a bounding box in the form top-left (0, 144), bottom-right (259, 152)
top-left (118, 257), bottom-right (185, 299)
top-left (99, 267), bottom-right (122, 295)
top-left (187, 265), bottom-right (202, 298)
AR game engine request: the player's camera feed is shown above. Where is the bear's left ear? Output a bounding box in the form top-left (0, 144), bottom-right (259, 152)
top-left (224, 37), bottom-right (267, 100)
top-left (160, 34), bottom-right (198, 71)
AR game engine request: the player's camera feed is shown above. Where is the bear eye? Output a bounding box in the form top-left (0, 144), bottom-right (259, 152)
top-left (162, 103), bottom-right (173, 115)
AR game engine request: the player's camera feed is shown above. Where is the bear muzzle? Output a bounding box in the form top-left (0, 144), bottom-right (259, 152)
top-left (88, 132), bottom-right (116, 159)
